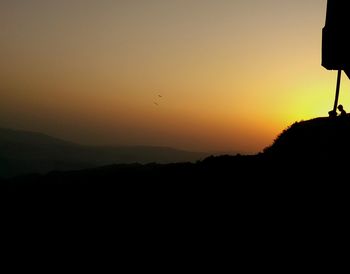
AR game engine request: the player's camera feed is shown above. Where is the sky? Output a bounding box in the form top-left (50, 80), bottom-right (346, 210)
top-left (1, 0), bottom-right (343, 154)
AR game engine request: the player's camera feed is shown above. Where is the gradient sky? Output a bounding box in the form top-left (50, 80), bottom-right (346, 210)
top-left (1, 0), bottom-right (342, 153)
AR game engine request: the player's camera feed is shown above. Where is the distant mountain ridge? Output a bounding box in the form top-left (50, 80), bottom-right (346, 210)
top-left (3, 115), bottom-right (349, 180)
top-left (0, 127), bottom-right (209, 177)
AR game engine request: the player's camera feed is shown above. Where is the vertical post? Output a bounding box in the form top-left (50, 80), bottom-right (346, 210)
top-left (333, 70), bottom-right (342, 112)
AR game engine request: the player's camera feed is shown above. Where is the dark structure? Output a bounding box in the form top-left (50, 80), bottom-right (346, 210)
top-left (322, 0), bottom-right (350, 76)
top-left (322, 0), bottom-right (350, 113)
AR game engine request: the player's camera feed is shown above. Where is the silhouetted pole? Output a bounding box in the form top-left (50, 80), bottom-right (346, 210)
top-left (333, 70), bottom-right (342, 112)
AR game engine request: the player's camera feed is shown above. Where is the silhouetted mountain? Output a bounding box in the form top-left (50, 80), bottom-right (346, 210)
top-left (3, 117), bottom-right (347, 254)
top-left (0, 128), bottom-right (209, 177)
top-left (263, 115), bottom-right (350, 161)
top-left (3, 116), bottom-right (350, 195)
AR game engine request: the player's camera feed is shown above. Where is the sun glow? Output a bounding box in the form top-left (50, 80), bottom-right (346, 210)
top-left (0, 0), bottom-right (330, 153)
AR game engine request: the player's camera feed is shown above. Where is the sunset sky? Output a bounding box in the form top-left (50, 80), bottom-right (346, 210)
top-left (1, 0), bottom-right (344, 154)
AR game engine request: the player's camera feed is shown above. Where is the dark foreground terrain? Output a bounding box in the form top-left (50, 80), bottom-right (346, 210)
top-left (2, 116), bottom-right (349, 202)
top-left (2, 117), bottom-right (348, 264)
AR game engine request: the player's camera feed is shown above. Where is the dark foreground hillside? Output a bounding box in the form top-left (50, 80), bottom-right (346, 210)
top-left (2, 115), bottom-right (349, 200)
top-left (2, 117), bottom-right (348, 262)
top-left (264, 115), bottom-right (350, 160)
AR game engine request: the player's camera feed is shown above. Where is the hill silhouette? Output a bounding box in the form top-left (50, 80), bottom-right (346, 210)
top-left (2, 116), bottom-right (349, 194)
top-left (2, 115), bottom-right (350, 223)
top-left (2, 116), bottom-right (347, 256)
top-left (263, 115), bottom-right (350, 161)
top-left (0, 128), bottom-right (209, 178)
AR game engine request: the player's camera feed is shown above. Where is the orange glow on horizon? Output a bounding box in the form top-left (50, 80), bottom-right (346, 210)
top-left (0, 0), bottom-right (334, 153)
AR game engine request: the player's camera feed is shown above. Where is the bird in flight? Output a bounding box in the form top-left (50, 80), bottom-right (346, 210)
top-left (153, 93), bottom-right (163, 106)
